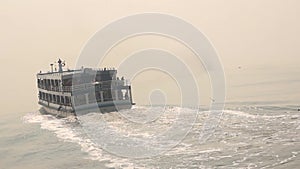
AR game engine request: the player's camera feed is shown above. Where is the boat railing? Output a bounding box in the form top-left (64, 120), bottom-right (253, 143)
top-left (38, 80), bottom-right (131, 92)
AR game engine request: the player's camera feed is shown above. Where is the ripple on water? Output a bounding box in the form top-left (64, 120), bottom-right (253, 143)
top-left (23, 106), bottom-right (300, 168)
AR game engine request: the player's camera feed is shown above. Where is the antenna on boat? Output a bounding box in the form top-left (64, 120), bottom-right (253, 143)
top-left (50, 63), bottom-right (54, 73)
top-left (58, 59), bottom-right (63, 73)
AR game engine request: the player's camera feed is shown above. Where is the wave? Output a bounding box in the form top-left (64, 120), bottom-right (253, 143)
top-left (23, 112), bottom-right (138, 168)
top-left (22, 106), bottom-right (299, 168)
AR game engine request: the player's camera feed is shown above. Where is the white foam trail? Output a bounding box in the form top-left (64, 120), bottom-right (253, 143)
top-left (223, 110), bottom-right (258, 118)
top-left (22, 107), bottom-right (297, 168)
top-left (223, 110), bottom-right (289, 119)
top-left (23, 112), bottom-right (138, 168)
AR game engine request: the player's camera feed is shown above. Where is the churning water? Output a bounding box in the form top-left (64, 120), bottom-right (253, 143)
top-left (0, 104), bottom-right (298, 169)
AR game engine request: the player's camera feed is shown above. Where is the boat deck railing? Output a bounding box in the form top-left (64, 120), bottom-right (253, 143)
top-left (38, 83), bottom-right (131, 93)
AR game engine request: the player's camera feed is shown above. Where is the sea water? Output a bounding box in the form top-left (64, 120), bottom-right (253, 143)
top-left (0, 104), bottom-right (298, 169)
top-left (1, 66), bottom-right (300, 169)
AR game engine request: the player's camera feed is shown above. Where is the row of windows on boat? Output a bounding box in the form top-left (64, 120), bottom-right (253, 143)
top-left (37, 79), bottom-right (126, 92)
top-left (39, 92), bottom-right (71, 106)
top-left (37, 76), bottom-right (125, 87)
top-left (39, 89), bottom-right (131, 106)
top-left (72, 90), bottom-right (130, 106)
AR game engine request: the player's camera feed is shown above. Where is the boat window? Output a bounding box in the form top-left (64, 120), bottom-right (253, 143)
top-left (46, 93), bottom-right (49, 101)
top-left (65, 96), bottom-right (70, 105)
top-left (57, 95), bottom-right (60, 103)
top-left (61, 96), bottom-right (64, 104)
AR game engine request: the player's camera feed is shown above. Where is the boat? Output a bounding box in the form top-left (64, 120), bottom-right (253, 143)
top-left (36, 59), bottom-right (134, 117)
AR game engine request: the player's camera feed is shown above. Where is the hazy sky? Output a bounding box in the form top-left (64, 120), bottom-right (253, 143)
top-left (0, 0), bottom-right (299, 113)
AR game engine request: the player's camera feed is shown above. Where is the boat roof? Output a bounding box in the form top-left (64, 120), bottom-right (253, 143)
top-left (37, 68), bottom-right (117, 80)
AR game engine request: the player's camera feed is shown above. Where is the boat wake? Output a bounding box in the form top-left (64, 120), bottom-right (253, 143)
top-left (23, 111), bottom-right (137, 169)
top-left (23, 106), bottom-right (300, 168)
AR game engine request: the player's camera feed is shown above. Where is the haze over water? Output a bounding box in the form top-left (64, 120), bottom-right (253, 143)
top-left (0, 1), bottom-right (300, 168)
